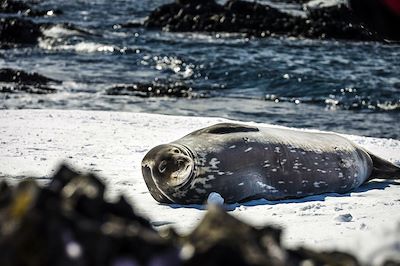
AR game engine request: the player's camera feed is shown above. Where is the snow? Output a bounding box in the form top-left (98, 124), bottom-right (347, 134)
top-left (1, 109), bottom-right (400, 261)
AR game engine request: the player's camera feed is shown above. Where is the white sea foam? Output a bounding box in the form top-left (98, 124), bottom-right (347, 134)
top-left (152, 55), bottom-right (195, 78)
top-left (306, 0), bottom-right (348, 9)
top-left (39, 39), bottom-right (119, 53)
top-left (41, 25), bottom-right (84, 38)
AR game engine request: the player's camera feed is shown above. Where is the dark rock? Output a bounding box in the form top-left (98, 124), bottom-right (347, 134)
top-left (172, 205), bottom-right (361, 266)
top-left (350, 0), bottom-right (400, 41)
top-left (0, 181), bottom-right (11, 209)
top-left (0, 85), bottom-right (57, 94)
top-left (105, 81), bottom-right (207, 98)
top-left (303, 4), bottom-right (379, 41)
top-left (0, 165), bottom-right (177, 266)
top-left (145, 3), bottom-right (182, 29)
top-left (0, 0), bottom-right (62, 16)
top-left (0, 17), bottom-right (42, 48)
top-left (174, 205), bottom-right (286, 266)
top-left (144, 0), bottom-right (384, 41)
top-left (384, 260), bottom-right (400, 266)
top-left (0, 0), bottom-right (30, 13)
top-left (118, 21), bottom-right (143, 28)
top-left (176, 0), bottom-right (215, 5)
top-left (145, 0), bottom-right (290, 35)
top-left (0, 68), bottom-right (59, 85)
top-left (276, 0), bottom-right (309, 3)
top-left (289, 248), bottom-right (360, 266)
top-left (0, 68), bottom-right (60, 94)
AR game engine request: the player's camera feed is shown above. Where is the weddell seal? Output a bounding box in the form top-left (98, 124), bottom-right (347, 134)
top-left (141, 123), bottom-right (400, 204)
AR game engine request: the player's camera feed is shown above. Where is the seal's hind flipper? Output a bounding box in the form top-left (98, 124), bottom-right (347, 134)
top-left (368, 152), bottom-right (400, 180)
top-left (191, 123), bottom-right (260, 135)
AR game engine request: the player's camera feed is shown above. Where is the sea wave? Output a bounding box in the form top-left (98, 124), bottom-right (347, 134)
top-left (264, 94), bottom-right (400, 112)
top-left (38, 38), bottom-right (136, 54)
top-left (138, 54), bottom-right (197, 79)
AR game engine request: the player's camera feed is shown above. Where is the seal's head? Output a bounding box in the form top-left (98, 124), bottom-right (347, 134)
top-left (141, 144), bottom-right (195, 203)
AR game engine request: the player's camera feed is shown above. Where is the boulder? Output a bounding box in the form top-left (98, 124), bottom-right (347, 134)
top-left (0, 68), bottom-right (59, 85)
top-left (0, 68), bottom-right (60, 94)
top-left (350, 0), bottom-right (400, 41)
top-left (174, 205), bottom-right (286, 266)
top-left (304, 4), bottom-right (379, 41)
top-left (105, 80), bottom-right (207, 98)
top-left (0, 18), bottom-right (42, 48)
top-left (0, 165), bottom-right (177, 266)
top-left (0, 0), bottom-right (62, 16)
top-left (144, 0), bottom-right (383, 41)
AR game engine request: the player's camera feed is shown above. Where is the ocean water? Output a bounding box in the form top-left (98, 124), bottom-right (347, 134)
top-left (1, 0), bottom-right (399, 139)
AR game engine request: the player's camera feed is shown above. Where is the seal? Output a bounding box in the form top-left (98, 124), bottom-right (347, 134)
top-left (141, 123), bottom-right (400, 204)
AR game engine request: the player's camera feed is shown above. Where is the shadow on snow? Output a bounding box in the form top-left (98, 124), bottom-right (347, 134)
top-left (162, 179), bottom-right (399, 211)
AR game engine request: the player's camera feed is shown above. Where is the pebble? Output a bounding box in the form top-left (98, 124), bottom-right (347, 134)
top-left (335, 213), bottom-right (353, 222)
top-left (207, 192), bottom-right (224, 206)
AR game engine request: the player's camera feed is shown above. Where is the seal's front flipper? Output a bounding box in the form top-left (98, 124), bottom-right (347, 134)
top-left (368, 152), bottom-right (400, 180)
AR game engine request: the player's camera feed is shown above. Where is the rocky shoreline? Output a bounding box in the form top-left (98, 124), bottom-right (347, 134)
top-left (105, 80), bottom-right (208, 99)
top-left (0, 67), bottom-right (209, 98)
top-left (143, 0), bottom-right (399, 42)
top-left (2, 0), bottom-right (399, 51)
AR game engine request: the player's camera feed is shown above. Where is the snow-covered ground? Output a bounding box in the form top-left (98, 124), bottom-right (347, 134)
top-left (1, 109), bottom-right (399, 262)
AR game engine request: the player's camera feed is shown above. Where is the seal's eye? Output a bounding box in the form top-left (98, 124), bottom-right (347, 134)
top-left (173, 148), bottom-right (180, 154)
top-left (158, 160), bottom-right (167, 173)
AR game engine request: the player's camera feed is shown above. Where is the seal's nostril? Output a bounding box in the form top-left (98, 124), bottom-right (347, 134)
top-left (158, 160), bottom-right (167, 173)
top-left (173, 149), bottom-right (180, 154)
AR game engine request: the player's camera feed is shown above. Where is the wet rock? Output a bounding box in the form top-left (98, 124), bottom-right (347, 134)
top-left (0, 85), bottom-right (57, 94)
top-left (118, 21), bottom-right (143, 28)
top-left (0, 17), bottom-right (42, 48)
top-left (0, 68), bottom-right (59, 85)
top-left (144, 0), bottom-right (382, 41)
top-left (0, 181), bottom-right (12, 209)
top-left (350, 0), bottom-right (400, 41)
top-left (105, 81), bottom-right (207, 98)
top-left (0, 0), bottom-right (30, 13)
top-left (0, 68), bottom-right (59, 94)
top-left (171, 205), bottom-right (360, 266)
top-left (145, 0), bottom-right (291, 36)
top-left (0, 165), bottom-right (177, 266)
top-left (0, 0), bottom-right (62, 16)
top-left (303, 4), bottom-right (378, 41)
top-left (335, 213), bottom-right (353, 223)
top-left (171, 204), bottom-right (285, 266)
top-left (289, 248), bottom-right (360, 266)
